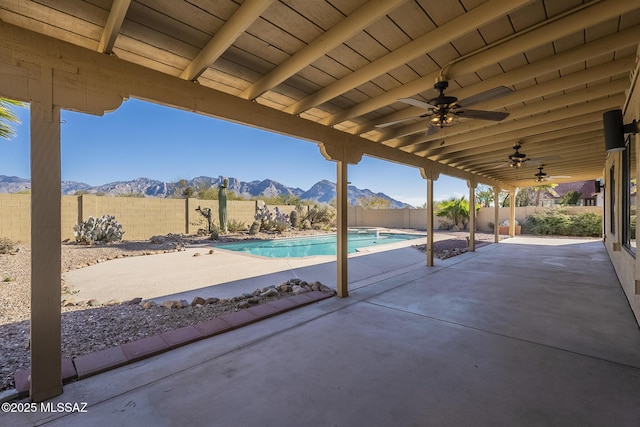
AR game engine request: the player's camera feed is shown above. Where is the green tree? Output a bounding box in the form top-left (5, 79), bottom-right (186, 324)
top-left (197, 182), bottom-right (218, 200)
top-left (356, 196), bottom-right (392, 209)
top-left (475, 185), bottom-right (496, 207)
top-left (255, 193), bottom-right (300, 205)
top-left (436, 196), bottom-right (471, 230)
top-left (560, 190), bottom-right (581, 206)
top-left (0, 98), bottom-right (26, 140)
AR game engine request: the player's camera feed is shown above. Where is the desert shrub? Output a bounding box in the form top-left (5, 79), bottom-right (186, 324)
top-left (302, 204), bottom-right (335, 230)
top-left (74, 215), bottom-right (125, 243)
top-left (525, 208), bottom-right (602, 237)
top-left (0, 237), bottom-right (15, 254)
top-left (227, 218), bottom-right (247, 233)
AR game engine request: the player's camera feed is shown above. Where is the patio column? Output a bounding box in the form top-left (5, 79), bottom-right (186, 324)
top-left (420, 169), bottom-right (439, 266)
top-left (493, 186), bottom-right (500, 243)
top-left (509, 189), bottom-right (517, 237)
top-left (467, 179), bottom-right (477, 252)
top-left (30, 67), bottom-right (63, 401)
top-left (319, 144), bottom-right (362, 297)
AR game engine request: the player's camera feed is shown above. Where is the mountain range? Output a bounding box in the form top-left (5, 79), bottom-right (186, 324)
top-left (0, 175), bottom-right (412, 208)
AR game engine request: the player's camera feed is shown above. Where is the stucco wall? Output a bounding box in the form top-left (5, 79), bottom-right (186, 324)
top-left (0, 195), bottom-right (263, 243)
top-left (476, 206), bottom-right (603, 232)
top-left (604, 48), bottom-right (640, 325)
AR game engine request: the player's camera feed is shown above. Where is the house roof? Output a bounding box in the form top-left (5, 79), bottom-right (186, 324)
top-left (545, 180), bottom-right (597, 198)
top-left (0, 1), bottom-right (639, 189)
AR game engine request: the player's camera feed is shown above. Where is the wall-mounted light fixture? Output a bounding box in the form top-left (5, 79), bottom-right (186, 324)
top-left (603, 109), bottom-right (638, 152)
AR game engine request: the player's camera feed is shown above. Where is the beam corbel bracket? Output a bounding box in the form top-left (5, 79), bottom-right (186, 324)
top-left (420, 167), bottom-right (440, 181)
top-left (319, 143), bottom-right (363, 165)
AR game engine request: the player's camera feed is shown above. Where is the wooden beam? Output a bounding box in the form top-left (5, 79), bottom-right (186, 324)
top-left (97, 0), bottom-right (131, 54)
top-left (283, 0), bottom-right (530, 116)
top-left (240, 0), bottom-right (405, 101)
top-left (0, 21), bottom-right (512, 191)
top-left (29, 70), bottom-right (62, 401)
top-left (324, 0), bottom-right (640, 127)
top-left (179, 0), bottom-right (274, 81)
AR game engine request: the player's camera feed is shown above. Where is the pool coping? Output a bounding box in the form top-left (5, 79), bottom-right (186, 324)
top-left (211, 230), bottom-right (427, 259)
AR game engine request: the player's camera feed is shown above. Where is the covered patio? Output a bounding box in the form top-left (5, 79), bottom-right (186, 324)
top-left (4, 237), bottom-right (640, 425)
top-left (1, 0), bottom-right (639, 409)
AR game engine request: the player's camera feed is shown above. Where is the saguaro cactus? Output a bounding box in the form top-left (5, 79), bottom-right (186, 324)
top-left (218, 177), bottom-right (229, 233)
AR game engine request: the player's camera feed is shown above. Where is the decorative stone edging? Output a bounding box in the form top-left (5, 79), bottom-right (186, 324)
top-left (14, 291), bottom-right (333, 398)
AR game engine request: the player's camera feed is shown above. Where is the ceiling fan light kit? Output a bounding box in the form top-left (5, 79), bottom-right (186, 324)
top-left (379, 80), bottom-right (512, 134)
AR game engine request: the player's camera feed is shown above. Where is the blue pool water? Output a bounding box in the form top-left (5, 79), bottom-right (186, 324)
top-left (216, 232), bottom-right (424, 258)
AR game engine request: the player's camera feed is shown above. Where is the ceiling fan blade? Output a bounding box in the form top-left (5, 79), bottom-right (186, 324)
top-left (426, 125), bottom-right (439, 136)
top-left (375, 116), bottom-right (425, 128)
top-left (487, 161), bottom-right (510, 170)
top-left (457, 86), bottom-right (513, 108)
top-left (398, 98), bottom-right (436, 111)
top-left (459, 109), bottom-right (510, 121)
top-left (526, 156), bottom-right (562, 166)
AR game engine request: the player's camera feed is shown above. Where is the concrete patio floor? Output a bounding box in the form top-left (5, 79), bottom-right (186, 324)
top-left (8, 237), bottom-right (640, 426)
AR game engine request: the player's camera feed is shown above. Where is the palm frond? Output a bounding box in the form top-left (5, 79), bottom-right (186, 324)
top-left (0, 98), bottom-right (27, 140)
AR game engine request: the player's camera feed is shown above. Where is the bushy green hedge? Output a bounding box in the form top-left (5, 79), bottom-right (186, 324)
top-left (525, 208), bottom-right (602, 237)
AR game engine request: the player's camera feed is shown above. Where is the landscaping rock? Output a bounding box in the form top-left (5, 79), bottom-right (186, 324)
top-left (205, 297), bottom-right (219, 305)
top-left (261, 288), bottom-right (279, 297)
top-left (292, 285), bottom-right (307, 295)
top-left (87, 299), bottom-right (101, 307)
top-left (128, 297), bottom-right (143, 305)
top-left (141, 301), bottom-right (157, 309)
top-left (161, 300), bottom-right (178, 309)
top-left (191, 297), bottom-right (206, 306)
top-left (238, 301), bottom-right (250, 309)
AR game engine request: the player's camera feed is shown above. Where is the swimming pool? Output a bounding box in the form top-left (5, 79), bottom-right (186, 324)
top-left (216, 231), bottom-right (424, 258)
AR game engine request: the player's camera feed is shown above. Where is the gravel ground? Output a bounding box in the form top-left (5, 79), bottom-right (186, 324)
top-left (0, 230), bottom-right (501, 393)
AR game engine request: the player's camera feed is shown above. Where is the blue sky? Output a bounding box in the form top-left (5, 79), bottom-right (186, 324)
top-left (0, 98), bottom-right (470, 206)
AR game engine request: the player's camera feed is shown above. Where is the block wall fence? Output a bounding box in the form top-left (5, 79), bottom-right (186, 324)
top-left (0, 193), bottom-right (602, 243)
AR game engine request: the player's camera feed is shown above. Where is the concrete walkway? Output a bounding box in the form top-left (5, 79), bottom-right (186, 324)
top-left (10, 237), bottom-right (640, 426)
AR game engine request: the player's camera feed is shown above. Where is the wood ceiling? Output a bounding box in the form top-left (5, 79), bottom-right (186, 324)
top-left (1, 0), bottom-right (639, 188)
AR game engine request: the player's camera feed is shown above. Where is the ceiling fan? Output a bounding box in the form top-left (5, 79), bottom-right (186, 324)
top-left (534, 165), bottom-right (571, 183)
top-left (376, 80), bottom-right (512, 134)
top-left (508, 143), bottom-right (529, 168)
top-left (486, 143), bottom-right (530, 169)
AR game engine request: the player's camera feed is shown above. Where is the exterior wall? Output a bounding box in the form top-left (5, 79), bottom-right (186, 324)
top-left (476, 206), bottom-right (603, 232)
top-left (0, 194), bottom-right (79, 242)
top-left (0, 194), bottom-right (30, 242)
top-left (348, 205), bottom-right (602, 232)
top-left (605, 49), bottom-right (640, 324)
top-left (82, 195), bottom-right (186, 241)
top-left (0, 195), bottom-right (262, 243)
top-left (61, 195), bottom-right (78, 241)
top-left (348, 206), bottom-right (447, 230)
